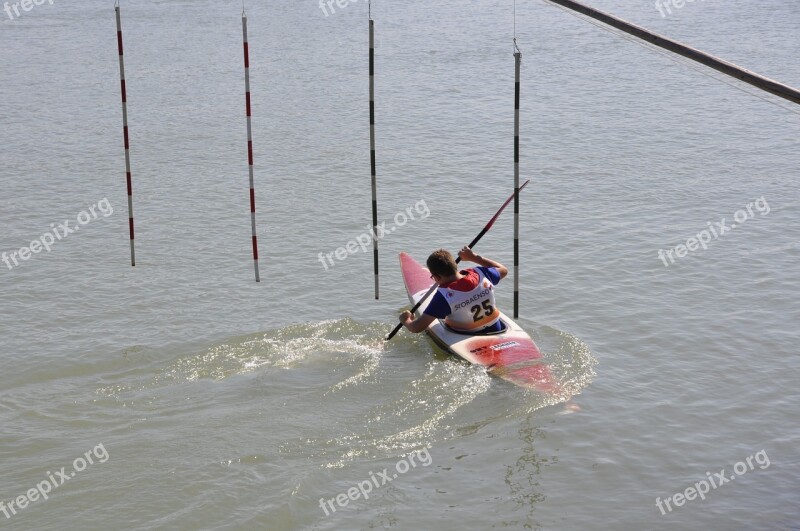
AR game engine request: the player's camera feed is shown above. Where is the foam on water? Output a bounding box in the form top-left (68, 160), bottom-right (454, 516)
top-left (90, 318), bottom-right (595, 472)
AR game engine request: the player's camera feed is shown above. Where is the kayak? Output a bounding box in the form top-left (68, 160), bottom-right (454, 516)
top-left (399, 252), bottom-right (558, 392)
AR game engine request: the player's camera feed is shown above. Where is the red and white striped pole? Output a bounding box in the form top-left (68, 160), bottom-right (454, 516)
top-left (115, 2), bottom-right (135, 266)
top-left (242, 10), bottom-right (260, 282)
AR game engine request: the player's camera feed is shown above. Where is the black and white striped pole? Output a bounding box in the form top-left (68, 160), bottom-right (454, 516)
top-left (513, 39), bottom-right (521, 318)
top-left (368, 4), bottom-right (379, 299)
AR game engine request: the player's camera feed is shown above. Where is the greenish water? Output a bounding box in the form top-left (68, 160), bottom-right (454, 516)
top-left (1, 0), bottom-right (798, 529)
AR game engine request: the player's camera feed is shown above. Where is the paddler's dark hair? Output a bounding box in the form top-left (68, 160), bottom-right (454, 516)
top-left (427, 249), bottom-right (458, 278)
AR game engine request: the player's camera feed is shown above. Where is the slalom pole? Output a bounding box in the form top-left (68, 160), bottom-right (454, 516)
top-left (242, 9), bottom-right (260, 282)
top-left (369, 3), bottom-right (379, 299)
top-left (513, 39), bottom-right (521, 318)
top-left (545, 0), bottom-right (800, 105)
top-left (115, 2), bottom-right (135, 266)
top-left (386, 180), bottom-right (530, 341)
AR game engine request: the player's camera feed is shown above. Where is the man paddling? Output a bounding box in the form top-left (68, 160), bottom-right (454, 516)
top-left (399, 247), bottom-right (508, 334)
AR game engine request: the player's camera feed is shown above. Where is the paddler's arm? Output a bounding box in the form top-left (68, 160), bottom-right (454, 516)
top-left (399, 311), bottom-right (436, 333)
top-left (458, 246), bottom-right (508, 279)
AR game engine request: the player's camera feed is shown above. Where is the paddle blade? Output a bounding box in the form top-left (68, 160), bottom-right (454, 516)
top-left (386, 322), bottom-right (403, 341)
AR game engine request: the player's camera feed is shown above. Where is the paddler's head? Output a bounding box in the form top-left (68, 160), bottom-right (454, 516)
top-left (427, 249), bottom-right (458, 285)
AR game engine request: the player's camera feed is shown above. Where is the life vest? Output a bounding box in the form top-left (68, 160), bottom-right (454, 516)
top-left (439, 269), bottom-right (500, 332)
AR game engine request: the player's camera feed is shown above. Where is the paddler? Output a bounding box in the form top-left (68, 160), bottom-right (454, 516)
top-left (399, 247), bottom-right (508, 334)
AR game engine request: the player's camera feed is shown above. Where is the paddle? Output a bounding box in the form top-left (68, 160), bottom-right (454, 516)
top-left (385, 179), bottom-right (530, 341)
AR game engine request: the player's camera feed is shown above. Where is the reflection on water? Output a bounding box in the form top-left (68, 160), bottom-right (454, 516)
top-left (503, 415), bottom-right (556, 530)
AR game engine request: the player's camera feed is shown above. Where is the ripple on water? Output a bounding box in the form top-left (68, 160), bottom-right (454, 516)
top-left (90, 319), bottom-right (595, 471)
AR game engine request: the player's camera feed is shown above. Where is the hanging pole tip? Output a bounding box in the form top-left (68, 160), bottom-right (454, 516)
top-left (512, 0), bottom-right (521, 54)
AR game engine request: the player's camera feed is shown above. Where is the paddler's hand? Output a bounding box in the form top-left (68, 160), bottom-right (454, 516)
top-left (458, 246), bottom-right (478, 263)
top-left (399, 311), bottom-right (413, 326)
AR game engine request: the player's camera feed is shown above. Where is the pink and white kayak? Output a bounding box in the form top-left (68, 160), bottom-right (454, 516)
top-left (399, 253), bottom-right (558, 392)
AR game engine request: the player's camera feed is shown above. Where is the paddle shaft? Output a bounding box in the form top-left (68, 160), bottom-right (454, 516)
top-left (385, 180), bottom-right (530, 341)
